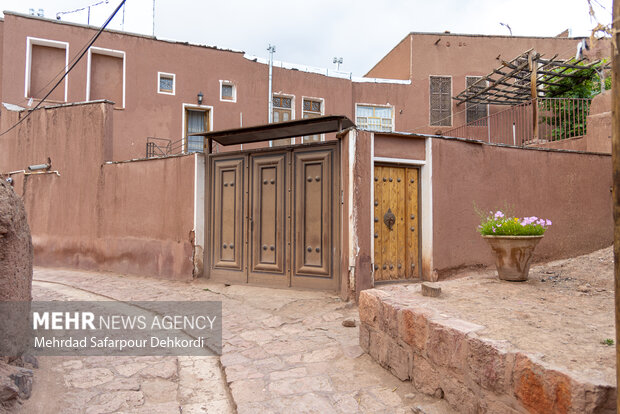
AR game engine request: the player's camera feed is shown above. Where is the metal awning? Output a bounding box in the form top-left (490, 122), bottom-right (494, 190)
top-left (453, 49), bottom-right (605, 106)
top-left (191, 115), bottom-right (355, 146)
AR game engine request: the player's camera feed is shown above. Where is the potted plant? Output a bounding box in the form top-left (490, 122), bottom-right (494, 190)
top-left (478, 210), bottom-right (552, 281)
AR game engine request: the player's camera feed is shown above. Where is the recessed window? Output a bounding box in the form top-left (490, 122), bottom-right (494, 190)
top-left (302, 97), bottom-right (324, 143)
top-left (87, 47), bottom-right (126, 108)
top-left (25, 37), bottom-right (69, 102)
top-left (272, 94), bottom-right (294, 146)
top-left (220, 81), bottom-right (236, 102)
top-left (356, 105), bottom-right (393, 132)
top-left (158, 72), bottom-right (175, 95)
top-left (430, 76), bottom-right (452, 126)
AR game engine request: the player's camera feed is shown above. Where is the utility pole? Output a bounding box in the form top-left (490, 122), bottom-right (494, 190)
top-left (268, 44), bottom-right (276, 123)
top-left (613, 1), bottom-right (620, 412)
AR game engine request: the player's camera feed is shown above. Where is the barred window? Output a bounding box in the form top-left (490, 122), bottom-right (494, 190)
top-left (466, 76), bottom-right (488, 124)
top-left (221, 83), bottom-right (235, 101)
top-left (302, 98), bottom-right (323, 143)
top-left (158, 72), bottom-right (175, 95)
top-left (430, 76), bottom-right (451, 126)
top-left (272, 94), bottom-right (294, 146)
top-left (356, 105), bottom-right (393, 132)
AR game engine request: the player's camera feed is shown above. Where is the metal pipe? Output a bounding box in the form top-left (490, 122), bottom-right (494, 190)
top-left (28, 163), bottom-right (50, 172)
top-left (267, 44), bottom-right (276, 124)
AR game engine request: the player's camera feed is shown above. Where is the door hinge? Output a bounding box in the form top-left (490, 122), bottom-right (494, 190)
top-left (341, 190), bottom-right (344, 204)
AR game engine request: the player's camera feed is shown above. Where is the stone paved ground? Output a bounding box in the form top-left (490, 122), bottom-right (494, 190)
top-left (18, 268), bottom-right (452, 413)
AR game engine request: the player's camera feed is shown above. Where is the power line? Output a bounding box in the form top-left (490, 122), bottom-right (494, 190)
top-left (0, 0), bottom-right (127, 137)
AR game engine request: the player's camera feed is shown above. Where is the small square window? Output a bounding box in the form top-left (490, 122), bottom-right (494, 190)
top-left (220, 82), bottom-right (236, 102)
top-left (158, 72), bottom-right (175, 95)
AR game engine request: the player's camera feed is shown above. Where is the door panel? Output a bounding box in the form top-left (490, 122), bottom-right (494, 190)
top-left (249, 153), bottom-right (288, 284)
top-left (208, 144), bottom-right (339, 290)
top-left (212, 157), bottom-right (245, 274)
top-left (406, 168), bottom-right (420, 278)
top-left (374, 165), bottom-right (419, 281)
top-left (293, 149), bottom-right (332, 278)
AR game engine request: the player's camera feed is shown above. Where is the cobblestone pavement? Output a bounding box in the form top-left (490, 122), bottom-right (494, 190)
top-left (22, 268), bottom-right (452, 414)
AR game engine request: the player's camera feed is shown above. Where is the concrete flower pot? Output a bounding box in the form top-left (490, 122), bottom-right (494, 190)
top-left (482, 235), bottom-right (543, 282)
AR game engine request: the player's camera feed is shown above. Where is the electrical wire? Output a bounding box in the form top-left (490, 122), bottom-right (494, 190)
top-left (0, 0), bottom-right (127, 137)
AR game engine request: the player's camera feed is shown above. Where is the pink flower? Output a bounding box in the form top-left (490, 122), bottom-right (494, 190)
top-left (494, 211), bottom-right (505, 218)
top-left (546, 219), bottom-right (552, 226)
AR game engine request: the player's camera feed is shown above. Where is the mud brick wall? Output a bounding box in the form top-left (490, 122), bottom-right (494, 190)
top-left (0, 103), bottom-right (196, 280)
top-left (358, 289), bottom-right (616, 414)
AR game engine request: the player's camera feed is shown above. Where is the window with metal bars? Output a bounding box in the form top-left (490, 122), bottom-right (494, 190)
top-left (355, 105), bottom-right (393, 132)
top-left (302, 98), bottom-right (323, 143)
top-left (430, 76), bottom-right (451, 126)
top-left (466, 76), bottom-right (488, 124)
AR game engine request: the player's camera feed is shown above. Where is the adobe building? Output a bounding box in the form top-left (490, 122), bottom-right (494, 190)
top-left (0, 12), bottom-right (613, 300)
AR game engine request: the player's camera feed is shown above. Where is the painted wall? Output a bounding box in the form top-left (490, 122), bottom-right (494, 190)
top-left (364, 35), bottom-right (411, 81)
top-left (366, 32), bottom-right (610, 136)
top-left (584, 90), bottom-right (612, 154)
top-left (431, 138), bottom-right (613, 273)
top-left (0, 102), bottom-right (196, 280)
top-left (0, 13), bottom-right (414, 161)
top-left (98, 156), bottom-right (195, 279)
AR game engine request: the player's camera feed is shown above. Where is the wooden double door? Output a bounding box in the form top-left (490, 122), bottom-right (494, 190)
top-left (209, 145), bottom-right (339, 290)
top-left (373, 165), bottom-right (420, 281)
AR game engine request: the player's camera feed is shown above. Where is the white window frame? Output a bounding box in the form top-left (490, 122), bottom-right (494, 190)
top-left (182, 103), bottom-right (214, 153)
top-left (429, 75), bottom-right (453, 127)
top-left (355, 103), bottom-right (395, 132)
top-left (219, 80), bottom-right (237, 103)
top-left (25, 37), bottom-right (69, 102)
top-left (157, 72), bottom-right (176, 95)
top-left (86, 46), bottom-right (126, 108)
top-left (270, 93), bottom-right (295, 146)
top-left (301, 96), bottom-right (325, 142)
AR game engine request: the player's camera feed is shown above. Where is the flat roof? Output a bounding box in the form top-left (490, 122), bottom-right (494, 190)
top-left (193, 116), bottom-right (355, 146)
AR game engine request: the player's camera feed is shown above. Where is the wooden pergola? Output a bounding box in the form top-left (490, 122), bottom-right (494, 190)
top-left (453, 49), bottom-right (604, 106)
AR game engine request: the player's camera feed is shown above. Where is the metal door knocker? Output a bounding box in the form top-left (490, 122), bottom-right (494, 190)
top-left (384, 208), bottom-right (396, 231)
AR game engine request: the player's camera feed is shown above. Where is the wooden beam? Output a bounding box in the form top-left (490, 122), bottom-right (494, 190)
top-left (612, 2), bottom-right (620, 412)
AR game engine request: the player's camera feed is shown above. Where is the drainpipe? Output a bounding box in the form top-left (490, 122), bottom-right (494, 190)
top-left (267, 44), bottom-right (276, 123)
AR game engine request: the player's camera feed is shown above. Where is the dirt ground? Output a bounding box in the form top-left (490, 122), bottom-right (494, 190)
top-left (380, 246), bottom-right (616, 386)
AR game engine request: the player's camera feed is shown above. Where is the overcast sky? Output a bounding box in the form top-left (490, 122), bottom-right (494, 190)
top-left (0, 0), bottom-right (613, 76)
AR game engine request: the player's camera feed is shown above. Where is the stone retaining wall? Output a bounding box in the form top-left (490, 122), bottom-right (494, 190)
top-left (359, 289), bottom-right (616, 414)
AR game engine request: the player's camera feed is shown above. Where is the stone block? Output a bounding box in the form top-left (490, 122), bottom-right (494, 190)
top-left (368, 329), bottom-right (389, 367)
top-left (466, 336), bottom-right (512, 394)
top-left (358, 291), bottom-right (381, 328)
top-left (421, 282), bottom-right (441, 297)
top-left (426, 321), bottom-right (467, 372)
top-left (387, 341), bottom-right (411, 381)
top-left (578, 382), bottom-right (616, 413)
top-left (512, 353), bottom-right (573, 414)
top-left (398, 308), bottom-right (428, 353)
top-left (411, 355), bottom-right (441, 396)
top-left (378, 300), bottom-right (400, 338)
top-left (439, 375), bottom-right (480, 414)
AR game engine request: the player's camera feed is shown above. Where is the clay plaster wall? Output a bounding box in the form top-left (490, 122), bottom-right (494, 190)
top-left (0, 102), bottom-right (195, 279)
top-left (431, 138), bottom-right (613, 273)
